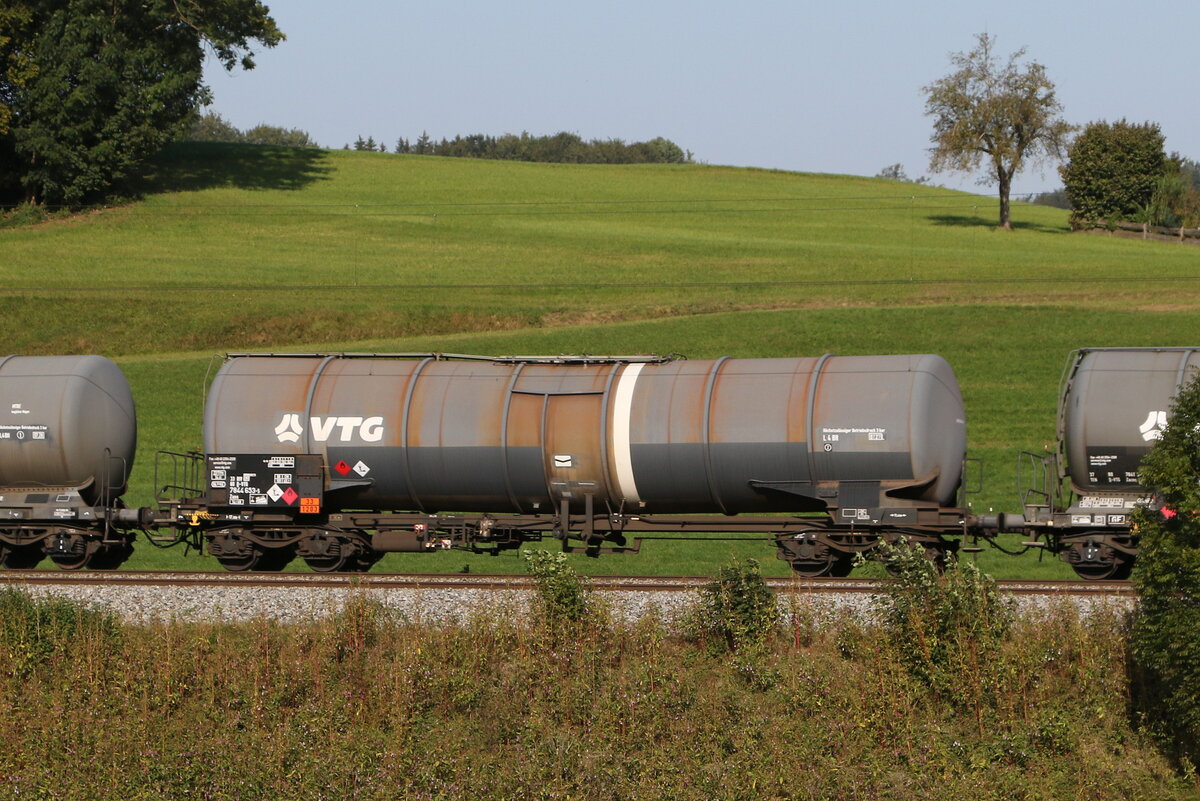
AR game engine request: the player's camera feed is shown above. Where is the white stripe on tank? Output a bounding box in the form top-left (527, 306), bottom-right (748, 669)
top-left (611, 363), bottom-right (643, 504)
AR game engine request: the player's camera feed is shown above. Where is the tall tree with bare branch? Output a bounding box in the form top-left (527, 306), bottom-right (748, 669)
top-left (924, 33), bottom-right (1074, 230)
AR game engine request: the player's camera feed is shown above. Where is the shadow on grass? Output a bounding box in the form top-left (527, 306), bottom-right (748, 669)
top-left (927, 213), bottom-right (1068, 235)
top-left (136, 141), bottom-right (333, 195)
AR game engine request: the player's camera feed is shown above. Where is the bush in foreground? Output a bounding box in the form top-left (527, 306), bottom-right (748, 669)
top-left (1131, 374), bottom-right (1200, 768)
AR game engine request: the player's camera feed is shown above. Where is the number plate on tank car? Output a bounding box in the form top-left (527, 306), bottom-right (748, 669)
top-left (205, 454), bottom-right (324, 512)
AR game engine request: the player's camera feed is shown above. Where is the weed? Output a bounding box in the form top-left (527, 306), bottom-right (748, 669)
top-left (0, 587), bottom-right (1188, 799)
top-left (522, 549), bottom-right (591, 623)
top-left (868, 538), bottom-right (1014, 711)
top-left (685, 558), bottom-right (779, 653)
top-left (0, 587), bottom-right (121, 679)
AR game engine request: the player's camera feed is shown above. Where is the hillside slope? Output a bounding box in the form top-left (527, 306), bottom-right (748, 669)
top-left (3, 142), bottom-right (1194, 355)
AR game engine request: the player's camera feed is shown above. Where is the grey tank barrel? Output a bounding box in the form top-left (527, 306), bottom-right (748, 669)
top-left (0, 355), bottom-right (137, 503)
top-left (204, 352), bottom-right (968, 515)
top-left (1061, 347), bottom-right (1200, 493)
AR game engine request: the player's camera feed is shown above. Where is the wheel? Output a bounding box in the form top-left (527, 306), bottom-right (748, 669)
top-left (347, 550), bottom-right (383, 573)
top-left (50, 552), bottom-right (93, 570)
top-left (46, 531), bottom-right (97, 570)
top-left (216, 549), bottom-right (263, 572)
top-left (209, 529), bottom-right (263, 572)
top-left (922, 544), bottom-right (949, 570)
top-left (303, 551), bottom-right (350, 572)
top-left (828, 555), bottom-right (855, 577)
top-left (48, 536), bottom-right (98, 570)
top-left (1064, 536), bottom-right (1130, 580)
top-left (779, 531), bottom-right (851, 578)
top-left (301, 534), bottom-right (350, 572)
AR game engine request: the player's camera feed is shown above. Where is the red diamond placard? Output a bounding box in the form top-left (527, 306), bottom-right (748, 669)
top-left (281, 487), bottom-right (299, 505)
top-left (334, 460), bottom-right (351, 476)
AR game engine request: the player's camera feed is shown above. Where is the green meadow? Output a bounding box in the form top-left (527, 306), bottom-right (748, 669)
top-left (3, 143), bottom-right (1198, 576)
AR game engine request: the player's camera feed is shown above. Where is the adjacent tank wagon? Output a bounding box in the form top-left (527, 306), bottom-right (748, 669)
top-left (1019, 347), bottom-right (1200, 578)
top-left (0, 355), bottom-right (138, 569)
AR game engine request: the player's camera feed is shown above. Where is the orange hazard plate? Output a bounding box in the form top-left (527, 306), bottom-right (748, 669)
top-left (300, 497), bottom-right (321, 514)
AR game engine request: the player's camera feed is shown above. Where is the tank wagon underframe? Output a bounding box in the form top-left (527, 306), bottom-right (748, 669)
top-left (157, 496), bottom-right (973, 576)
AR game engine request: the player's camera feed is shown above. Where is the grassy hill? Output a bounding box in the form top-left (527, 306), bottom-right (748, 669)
top-left (4, 142), bottom-right (1199, 576)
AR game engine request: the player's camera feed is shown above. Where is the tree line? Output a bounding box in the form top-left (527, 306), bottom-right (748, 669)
top-left (183, 114), bottom-right (692, 167)
top-left (185, 112), bottom-right (317, 148)
top-left (346, 130), bottom-right (692, 165)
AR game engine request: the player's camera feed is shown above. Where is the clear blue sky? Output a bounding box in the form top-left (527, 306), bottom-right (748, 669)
top-left (203, 0), bottom-right (1199, 195)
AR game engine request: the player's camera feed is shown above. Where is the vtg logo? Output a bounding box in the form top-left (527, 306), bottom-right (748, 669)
top-left (1138, 410), bottom-right (1168, 442)
top-left (274, 413), bottom-right (385, 443)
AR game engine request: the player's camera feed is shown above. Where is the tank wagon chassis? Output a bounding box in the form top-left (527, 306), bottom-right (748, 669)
top-left (139, 450), bottom-right (979, 576)
top-left (0, 490), bottom-right (135, 570)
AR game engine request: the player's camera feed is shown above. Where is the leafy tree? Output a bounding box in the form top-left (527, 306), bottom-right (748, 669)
top-left (242, 124), bottom-right (316, 148)
top-left (875, 163), bottom-right (929, 185)
top-left (522, 550), bottom-right (592, 624)
top-left (0, 3), bottom-right (34, 137)
top-left (1027, 188), bottom-right (1071, 210)
top-left (1179, 157), bottom-right (1200, 193)
top-left (399, 129), bottom-right (692, 165)
top-left (686, 558), bottom-right (778, 653)
top-left (869, 539), bottom-right (1012, 711)
top-left (924, 33), bottom-right (1073, 230)
top-left (1141, 169), bottom-right (1185, 229)
top-left (0, 0), bottom-right (282, 206)
top-left (184, 111), bottom-right (245, 143)
top-left (0, 3), bottom-right (34, 199)
top-left (1130, 374), bottom-right (1200, 763)
top-left (1059, 120), bottom-right (1166, 229)
top-left (1162, 155), bottom-right (1200, 233)
top-left (635, 136), bottom-right (689, 164)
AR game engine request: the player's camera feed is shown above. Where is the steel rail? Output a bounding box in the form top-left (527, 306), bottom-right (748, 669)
top-left (0, 571), bottom-right (1137, 596)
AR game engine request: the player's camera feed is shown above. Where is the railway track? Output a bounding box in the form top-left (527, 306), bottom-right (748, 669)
top-left (0, 570), bottom-right (1136, 596)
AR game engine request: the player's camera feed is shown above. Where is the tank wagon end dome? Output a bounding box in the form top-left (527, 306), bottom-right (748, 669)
top-left (0, 354), bottom-right (137, 501)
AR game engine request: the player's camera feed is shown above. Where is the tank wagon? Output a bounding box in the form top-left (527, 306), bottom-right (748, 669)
top-left (1016, 347), bottom-right (1200, 579)
top-left (168, 352), bottom-right (974, 574)
top-left (0, 355), bottom-right (139, 569)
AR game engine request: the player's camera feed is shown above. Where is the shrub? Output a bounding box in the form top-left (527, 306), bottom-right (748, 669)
top-left (522, 549), bottom-right (591, 623)
top-left (687, 558), bottom-right (779, 653)
top-left (1061, 120), bottom-right (1167, 228)
top-left (870, 539), bottom-right (1014, 710)
top-left (1130, 373), bottom-right (1200, 764)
